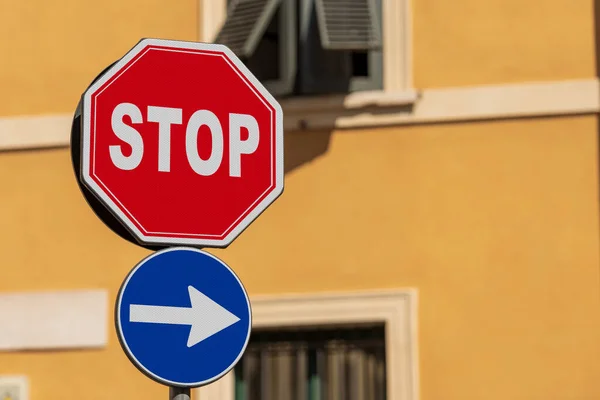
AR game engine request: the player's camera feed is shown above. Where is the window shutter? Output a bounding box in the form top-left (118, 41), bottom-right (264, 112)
top-left (298, 0), bottom-right (382, 95)
top-left (314, 0), bottom-right (382, 50)
top-left (298, 0), bottom-right (353, 94)
top-left (214, 0), bottom-right (283, 58)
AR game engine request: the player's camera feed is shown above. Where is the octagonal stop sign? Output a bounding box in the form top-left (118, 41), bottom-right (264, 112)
top-left (74, 38), bottom-right (284, 248)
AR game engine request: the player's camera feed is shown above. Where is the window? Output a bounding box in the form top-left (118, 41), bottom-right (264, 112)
top-left (234, 324), bottom-right (386, 399)
top-left (197, 290), bottom-right (418, 400)
top-left (215, 0), bottom-right (383, 97)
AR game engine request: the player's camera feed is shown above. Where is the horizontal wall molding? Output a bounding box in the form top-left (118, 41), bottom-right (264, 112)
top-left (284, 78), bottom-right (600, 131)
top-left (0, 113), bottom-right (73, 151)
top-left (0, 289), bottom-right (108, 351)
top-left (1, 78), bottom-right (598, 151)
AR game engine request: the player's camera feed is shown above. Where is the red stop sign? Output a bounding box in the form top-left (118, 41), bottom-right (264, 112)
top-left (80, 39), bottom-right (284, 248)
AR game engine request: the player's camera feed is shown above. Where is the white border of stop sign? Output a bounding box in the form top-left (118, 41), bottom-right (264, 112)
top-left (80, 38), bottom-right (284, 248)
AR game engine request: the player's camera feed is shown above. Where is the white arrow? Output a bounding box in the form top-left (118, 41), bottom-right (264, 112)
top-left (129, 286), bottom-right (241, 348)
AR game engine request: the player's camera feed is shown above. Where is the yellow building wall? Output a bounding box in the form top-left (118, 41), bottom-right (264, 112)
top-left (412, 0), bottom-right (596, 87)
top-left (0, 0), bottom-right (198, 116)
top-left (1, 116), bottom-right (600, 400)
top-left (1, 0), bottom-right (600, 399)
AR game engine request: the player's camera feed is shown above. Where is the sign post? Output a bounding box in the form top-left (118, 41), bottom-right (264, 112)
top-left (71, 38), bottom-right (284, 394)
top-left (170, 387), bottom-right (190, 400)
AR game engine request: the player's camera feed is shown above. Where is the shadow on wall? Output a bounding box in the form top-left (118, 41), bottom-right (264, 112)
top-left (281, 95), bottom-right (419, 174)
top-left (283, 129), bottom-right (333, 174)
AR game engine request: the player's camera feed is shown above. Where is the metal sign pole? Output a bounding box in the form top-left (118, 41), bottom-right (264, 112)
top-left (169, 387), bottom-right (190, 400)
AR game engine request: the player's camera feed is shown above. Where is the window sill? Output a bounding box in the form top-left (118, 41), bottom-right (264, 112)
top-left (281, 79), bottom-right (599, 132)
top-left (281, 89), bottom-right (419, 131)
top-left (281, 89), bottom-right (419, 112)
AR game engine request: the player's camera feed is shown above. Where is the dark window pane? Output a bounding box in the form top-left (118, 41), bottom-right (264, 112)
top-left (235, 324), bottom-right (386, 400)
top-left (240, 5), bottom-right (281, 82)
top-left (351, 51), bottom-right (369, 77)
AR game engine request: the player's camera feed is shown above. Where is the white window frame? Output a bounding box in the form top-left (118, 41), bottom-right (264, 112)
top-left (196, 289), bottom-right (420, 400)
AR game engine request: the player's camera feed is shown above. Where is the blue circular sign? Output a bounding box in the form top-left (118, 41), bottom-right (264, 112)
top-left (115, 247), bottom-right (252, 387)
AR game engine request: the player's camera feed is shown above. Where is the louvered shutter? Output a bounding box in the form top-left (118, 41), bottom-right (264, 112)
top-left (314, 0), bottom-right (382, 50)
top-left (214, 0), bottom-right (283, 58)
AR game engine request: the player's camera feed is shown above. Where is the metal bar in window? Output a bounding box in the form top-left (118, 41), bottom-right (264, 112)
top-left (365, 349), bottom-right (376, 400)
top-left (327, 341), bottom-right (342, 400)
top-left (260, 348), bottom-right (273, 400)
top-left (275, 346), bottom-right (293, 400)
top-left (246, 349), bottom-right (261, 400)
top-left (295, 347), bottom-right (308, 400)
top-left (375, 347), bottom-right (386, 400)
top-left (316, 346), bottom-right (329, 400)
top-left (348, 347), bottom-right (365, 400)
top-left (338, 343), bottom-right (347, 400)
top-left (235, 357), bottom-right (246, 400)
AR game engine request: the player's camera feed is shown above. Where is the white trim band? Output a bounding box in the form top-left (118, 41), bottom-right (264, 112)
top-left (0, 113), bottom-right (72, 151)
top-left (0, 289), bottom-right (108, 351)
top-left (1, 79), bottom-right (598, 151)
top-left (284, 79), bottom-right (600, 130)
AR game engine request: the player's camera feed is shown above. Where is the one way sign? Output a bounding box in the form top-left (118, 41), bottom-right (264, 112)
top-left (129, 285), bottom-right (241, 348)
top-left (116, 248), bottom-right (252, 388)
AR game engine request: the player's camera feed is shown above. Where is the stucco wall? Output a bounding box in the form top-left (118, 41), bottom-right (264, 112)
top-left (413, 0), bottom-right (597, 87)
top-left (2, 116), bottom-right (599, 400)
top-left (0, 0), bottom-right (198, 116)
top-left (1, 0), bottom-right (599, 399)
